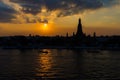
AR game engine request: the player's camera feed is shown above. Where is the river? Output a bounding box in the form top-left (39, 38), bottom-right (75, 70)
top-left (0, 49), bottom-right (120, 80)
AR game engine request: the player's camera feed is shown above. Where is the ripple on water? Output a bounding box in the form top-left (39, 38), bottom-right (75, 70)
top-left (0, 49), bottom-right (120, 79)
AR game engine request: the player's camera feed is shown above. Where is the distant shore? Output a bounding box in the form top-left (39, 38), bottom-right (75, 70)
top-left (1, 46), bottom-right (120, 51)
top-left (0, 35), bottom-right (120, 51)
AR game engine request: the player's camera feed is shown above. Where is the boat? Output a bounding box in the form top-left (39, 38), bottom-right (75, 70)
top-left (86, 49), bottom-right (100, 53)
top-left (38, 50), bottom-right (49, 53)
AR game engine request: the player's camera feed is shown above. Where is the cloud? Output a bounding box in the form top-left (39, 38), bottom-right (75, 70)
top-left (0, 0), bottom-right (119, 23)
top-left (0, 0), bottom-right (16, 22)
top-left (101, 0), bottom-right (120, 7)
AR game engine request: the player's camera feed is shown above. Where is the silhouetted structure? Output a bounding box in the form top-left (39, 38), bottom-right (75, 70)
top-left (76, 18), bottom-right (84, 38)
top-left (93, 32), bottom-right (96, 38)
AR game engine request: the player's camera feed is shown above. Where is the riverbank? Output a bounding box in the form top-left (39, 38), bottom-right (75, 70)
top-left (1, 46), bottom-right (120, 51)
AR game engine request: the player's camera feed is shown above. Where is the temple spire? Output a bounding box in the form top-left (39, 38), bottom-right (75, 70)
top-left (79, 18), bottom-right (81, 24)
top-left (76, 18), bottom-right (83, 37)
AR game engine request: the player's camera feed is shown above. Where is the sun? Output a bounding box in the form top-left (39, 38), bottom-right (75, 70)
top-left (44, 23), bottom-right (47, 27)
top-left (42, 23), bottom-right (48, 30)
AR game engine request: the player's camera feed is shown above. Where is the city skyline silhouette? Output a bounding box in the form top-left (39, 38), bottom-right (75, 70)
top-left (0, 18), bottom-right (119, 50)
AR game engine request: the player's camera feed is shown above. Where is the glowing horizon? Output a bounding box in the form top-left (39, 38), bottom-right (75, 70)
top-left (0, 0), bottom-right (120, 36)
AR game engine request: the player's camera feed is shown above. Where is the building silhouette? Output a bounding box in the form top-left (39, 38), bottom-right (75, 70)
top-left (76, 18), bottom-right (84, 37)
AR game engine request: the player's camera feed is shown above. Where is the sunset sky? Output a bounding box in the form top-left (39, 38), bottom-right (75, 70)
top-left (0, 0), bottom-right (120, 36)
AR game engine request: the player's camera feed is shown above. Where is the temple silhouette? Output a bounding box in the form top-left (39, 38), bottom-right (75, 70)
top-left (76, 18), bottom-right (84, 37)
top-left (0, 18), bottom-right (120, 50)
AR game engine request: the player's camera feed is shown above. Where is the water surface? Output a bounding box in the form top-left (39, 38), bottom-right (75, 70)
top-left (0, 49), bottom-right (120, 80)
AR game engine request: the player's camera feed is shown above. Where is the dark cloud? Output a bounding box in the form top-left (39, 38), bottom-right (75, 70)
top-left (101, 0), bottom-right (119, 7)
top-left (11, 0), bottom-right (103, 15)
top-left (0, 0), bottom-right (119, 23)
top-left (0, 1), bottom-right (16, 22)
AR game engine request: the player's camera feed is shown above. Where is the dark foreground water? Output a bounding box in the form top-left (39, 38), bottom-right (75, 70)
top-left (0, 49), bottom-right (120, 80)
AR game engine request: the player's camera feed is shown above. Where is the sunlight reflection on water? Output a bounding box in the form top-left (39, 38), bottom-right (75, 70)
top-left (36, 50), bottom-right (54, 78)
top-left (0, 49), bottom-right (120, 79)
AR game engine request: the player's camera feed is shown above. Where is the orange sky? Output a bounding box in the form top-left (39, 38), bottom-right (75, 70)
top-left (0, 1), bottom-right (120, 36)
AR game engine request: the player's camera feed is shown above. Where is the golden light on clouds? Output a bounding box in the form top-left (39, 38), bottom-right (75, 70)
top-left (41, 7), bottom-right (47, 13)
